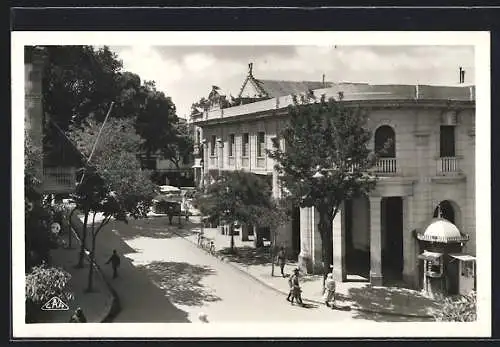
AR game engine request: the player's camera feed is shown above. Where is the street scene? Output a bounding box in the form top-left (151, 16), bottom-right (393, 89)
top-left (21, 42), bottom-right (478, 333)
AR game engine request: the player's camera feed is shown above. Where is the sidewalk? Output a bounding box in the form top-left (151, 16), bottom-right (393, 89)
top-left (35, 233), bottom-right (114, 323)
top-left (170, 216), bottom-right (441, 319)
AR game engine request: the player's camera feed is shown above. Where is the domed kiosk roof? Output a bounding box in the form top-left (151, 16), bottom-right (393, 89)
top-left (417, 218), bottom-right (469, 243)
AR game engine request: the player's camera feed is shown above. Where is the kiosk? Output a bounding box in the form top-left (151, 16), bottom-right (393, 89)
top-left (416, 218), bottom-right (471, 298)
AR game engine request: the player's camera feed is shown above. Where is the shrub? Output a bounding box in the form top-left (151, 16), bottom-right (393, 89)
top-left (432, 291), bottom-right (477, 322)
top-left (25, 263), bottom-right (74, 305)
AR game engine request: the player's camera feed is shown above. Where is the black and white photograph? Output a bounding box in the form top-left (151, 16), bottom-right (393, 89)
top-left (12, 31), bottom-right (491, 338)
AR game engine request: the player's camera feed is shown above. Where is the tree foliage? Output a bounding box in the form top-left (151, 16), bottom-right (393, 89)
top-left (39, 45), bottom-right (179, 161)
top-left (267, 94), bottom-right (380, 274)
top-left (25, 263), bottom-right (74, 305)
top-left (161, 121), bottom-right (194, 169)
top-left (196, 171), bottom-right (277, 227)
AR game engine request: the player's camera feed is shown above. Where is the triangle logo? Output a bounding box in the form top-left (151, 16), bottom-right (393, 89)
top-left (41, 296), bottom-right (70, 311)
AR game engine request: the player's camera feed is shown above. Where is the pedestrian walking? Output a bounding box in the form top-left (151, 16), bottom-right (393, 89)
top-left (168, 206), bottom-right (174, 225)
top-left (276, 246), bottom-right (287, 277)
top-left (287, 268), bottom-right (304, 306)
top-left (323, 272), bottom-right (336, 308)
top-left (105, 249), bottom-right (121, 279)
top-left (69, 307), bottom-right (87, 323)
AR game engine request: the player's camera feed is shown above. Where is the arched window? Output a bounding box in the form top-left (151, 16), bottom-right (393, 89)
top-left (433, 200), bottom-right (456, 224)
top-left (375, 125), bottom-right (396, 158)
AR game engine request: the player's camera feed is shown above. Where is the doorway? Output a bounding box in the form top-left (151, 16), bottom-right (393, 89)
top-left (345, 196), bottom-right (371, 280)
top-left (382, 197), bottom-right (404, 282)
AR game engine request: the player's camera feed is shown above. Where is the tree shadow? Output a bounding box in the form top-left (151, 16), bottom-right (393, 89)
top-left (351, 310), bottom-right (434, 322)
top-left (111, 218), bottom-right (198, 241)
top-left (347, 285), bottom-right (442, 318)
top-left (137, 261), bottom-right (221, 307)
top-left (217, 246), bottom-right (273, 266)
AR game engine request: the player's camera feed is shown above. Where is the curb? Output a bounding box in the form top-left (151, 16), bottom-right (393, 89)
top-left (69, 215), bottom-right (121, 323)
top-left (170, 225), bottom-right (435, 320)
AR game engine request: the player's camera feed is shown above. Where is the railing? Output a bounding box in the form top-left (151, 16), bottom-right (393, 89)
top-left (437, 157), bottom-right (461, 175)
top-left (241, 157), bottom-right (250, 168)
top-left (42, 166), bottom-right (76, 193)
top-left (256, 157), bottom-right (266, 168)
top-left (374, 158), bottom-right (398, 174)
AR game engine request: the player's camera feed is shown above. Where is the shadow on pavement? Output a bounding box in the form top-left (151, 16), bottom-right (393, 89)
top-left (351, 310), bottom-right (434, 322)
top-left (347, 286), bottom-right (441, 318)
top-left (138, 261), bottom-right (221, 307)
top-left (217, 246), bottom-right (273, 266)
top-left (112, 218), bottom-right (198, 241)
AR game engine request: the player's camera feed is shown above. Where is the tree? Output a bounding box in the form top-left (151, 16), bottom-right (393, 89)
top-left (267, 94), bottom-right (384, 281)
top-left (196, 171), bottom-right (285, 254)
top-left (69, 117), bottom-right (157, 291)
top-left (39, 46), bottom-right (179, 167)
top-left (161, 121), bottom-right (194, 169)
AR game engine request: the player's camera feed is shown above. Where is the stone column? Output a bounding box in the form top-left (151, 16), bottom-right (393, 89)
top-left (369, 196), bottom-right (383, 286)
top-left (402, 196), bottom-right (417, 287)
top-left (311, 207), bottom-right (323, 273)
top-left (298, 207), bottom-right (313, 273)
top-left (332, 203), bottom-right (347, 281)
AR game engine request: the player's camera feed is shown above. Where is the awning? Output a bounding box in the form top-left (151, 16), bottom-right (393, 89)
top-left (449, 253), bottom-right (476, 262)
top-left (418, 251), bottom-right (443, 260)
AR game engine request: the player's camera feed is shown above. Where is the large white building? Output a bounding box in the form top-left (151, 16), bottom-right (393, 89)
top-left (191, 65), bottom-right (475, 289)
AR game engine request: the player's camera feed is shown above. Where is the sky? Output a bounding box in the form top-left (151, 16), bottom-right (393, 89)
top-left (108, 45), bottom-right (475, 119)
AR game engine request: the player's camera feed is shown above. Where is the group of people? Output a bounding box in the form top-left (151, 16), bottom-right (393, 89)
top-left (276, 246), bottom-right (337, 309)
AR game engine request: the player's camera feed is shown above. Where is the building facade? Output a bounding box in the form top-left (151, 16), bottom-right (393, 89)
top-left (192, 69), bottom-right (475, 289)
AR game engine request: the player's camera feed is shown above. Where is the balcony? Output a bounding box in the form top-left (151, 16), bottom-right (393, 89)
top-left (374, 158), bottom-right (399, 175)
top-left (42, 166), bottom-right (76, 193)
top-left (436, 157), bottom-right (461, 175)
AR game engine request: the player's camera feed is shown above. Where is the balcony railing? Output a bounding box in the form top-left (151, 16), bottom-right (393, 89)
top-left (374, 158), bottom-right (399, 175)
top-left (437, 157), bottom-right (461, 175)
top-left (42, 166), bottom-right (76, 193)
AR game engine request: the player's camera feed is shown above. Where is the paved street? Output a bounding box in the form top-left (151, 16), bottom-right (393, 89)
top-left (98, 217), bottom-right (360, 323)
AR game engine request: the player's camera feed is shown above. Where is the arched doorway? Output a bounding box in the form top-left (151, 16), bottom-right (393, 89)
top-left (375, 125), bottom-right (396, 158)
top-left (433, 200), bottom-right (457, 225)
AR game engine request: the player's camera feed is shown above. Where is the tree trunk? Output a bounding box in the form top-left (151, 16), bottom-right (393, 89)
top-left (229, 223), bottom-right (235, 252)
top-left (77, 210), bottom-right (89, 268)
top-left (270, 231), bottom-right (275, 276)
top-left (318, 207), bottom-right (334, 288)
top-left (68, 207), bottom-right (77, 249)
top-left (87, 234), bottom-right (96, 292)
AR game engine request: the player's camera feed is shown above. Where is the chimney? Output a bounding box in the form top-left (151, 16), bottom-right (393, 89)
top-left (459, 66), bottom-right (465, 84)
top-left (248, 62), bottom-right (253, 76)
top-left (322, 74), bottom-right (325, 87)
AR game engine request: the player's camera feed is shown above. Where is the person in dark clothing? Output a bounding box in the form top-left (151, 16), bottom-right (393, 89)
top-left (69, 307), bottom-right (87, 323)
top-left (106, 249), bottom-right (121, 279)
top-left (276, 246), bottom-right (287, 277)
top-left (168, 206), bottom-right (174, 225)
